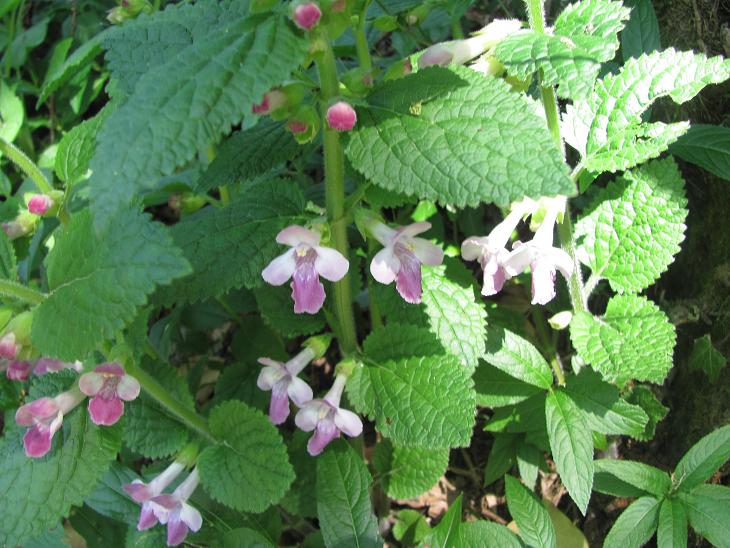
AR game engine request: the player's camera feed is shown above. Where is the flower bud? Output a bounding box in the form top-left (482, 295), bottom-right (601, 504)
top-left (326, 101), bottom-right (357, 132)
top-left (2, 211), bottom-right (37, 241)
top-left (302, 333), bottom-right (333, 361)
top-left (342, 67), bottom-right (375, 96)
top-left (548, 311), bottom-right (573, 330)
top-left (27, 194), bottom-right (53, 216)
top-left (383, 58), bottom-right (413, 81)
top-left (252, 89), bottom-right (287, 115)
top-left (293, 3), bottom-right (322, 30)
top-left (287, 105), bottom-right (320, 144)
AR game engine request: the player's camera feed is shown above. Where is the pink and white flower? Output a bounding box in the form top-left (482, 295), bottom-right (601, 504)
top-left (78, 363), bottom-right (140, 426)
top-left (149, 468), bottom-right (203, 547)
top-left (257, 347), bottom-right (316, 425)
top-left (326, 101), bottom-right (357, 132)
top-left (293, 2), bottom-right (322, 30)
top-left (28, 194), bottom-right (53, 215)
top-left (15, 389), bottom-right (85, 457)
top-left (295, 374), bottom-right (362, 456)
top-left (262, 225), bottom-right (349, 314)
top-left (0, 332), bottom-right (19, 359)
top-left (6, 360), bottom-right (32, 381)
top-left (123, 461), bottom-right (186, 532)
top-left (502, 206), bottom-right (573, 305)
top-left (369, 221), bottom-right (444, 304)
top-left (33, 358), bottom-right (83, 376)
top-left (252, 89), bottom-right (287, 115)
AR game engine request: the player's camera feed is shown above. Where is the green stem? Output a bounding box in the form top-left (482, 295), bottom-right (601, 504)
top-left (0, 279), bottom-right (46, 305)
top-left (451, 19), bottom-right (464, 39)
top-left (0, 137), bottom-right (53, 194)
top-left (126, 358), bottom-right (216, 443)
top-left (354, 0), bottom-right (373, 70)
top-left (316, 40), bottom-right (359, 354)
top-left (556, 211), bottom-right (587, 313)
top-left (550, 356), bottom-right (566, 386)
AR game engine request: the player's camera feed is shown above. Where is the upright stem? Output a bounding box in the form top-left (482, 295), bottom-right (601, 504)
top-left (316, 40), bottom-right (359, 354)
top-left (556, 212), bottom-right (587, 313)
top-left (0, 279), bottom-right (46, 305)
top-left (354, 0), bottom-right (373, 71)
top-left (0, 137), bottom-right (53, 194)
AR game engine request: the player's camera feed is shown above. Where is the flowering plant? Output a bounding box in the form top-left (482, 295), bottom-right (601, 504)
top-left (0, 0), bottom-right (729, 546)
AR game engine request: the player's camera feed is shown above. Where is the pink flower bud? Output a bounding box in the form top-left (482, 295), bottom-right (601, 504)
top-left (28, 195), bottom-right (53, 215)
top-left (3, 221), bottom-right (26, 240)
top-left (326, 101), bottom-right (357, 132)
top-left (0, 333), bottom-right (19, 359)
top-left (7, 361), bottom-right (32, 381)
top-left (288, 120), bottom-right (309, 134)
top-left (293, 3), bottom-right (322, 30)
top-left (251, 89), bottom-right (287, 115)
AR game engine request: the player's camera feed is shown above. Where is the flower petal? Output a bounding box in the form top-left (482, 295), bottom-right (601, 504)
top-left (412, 238), bottom-right (444, 266)
top-left (268, 382), bottom-right (291, 425)
top-left (15, 397), bottom-right (58, 425)
top-left (314, 246), bottom-right (349, 282)
top-left (117, 374), bottom-right (141, 401)
top-left (287, 376), bottom-right (313, 406)
top-left (461, 236), bottom-right (489, 262)
top-left (395, 249), bottom-right (423, 304)
top-left (530, 260), bottom-right (557, 306)
top-left (294, 401), bottom-right (327, 432)
top-left (124, 480), bottom-right (153, 503)
top-left (95, 363), bottom-right (125, 376)
top-left (166, 516), bottom-right (189, 547)
top-left (180, 502), bottom-right (203, 532)
top-left (370, 247), bottom-right (400, 285)
top-left (78, 371), bottom-right (105, 396)
top-left (546, 247), bottom-right (573, 279)
top-left (137, 504), bottom-right (159, 531)
top-left (291, 261), bottom-right (326, 314)
top-left (88, 395), bottom-right (125, 426)
top-left (502, 243), bottom-right (534, 277)
top-left (307, 418), bottom-right (340, 456)
top-left (334, 408), bottom-right (363, 437)
top-left (257, 360), bottom-right (286, 390)
top-left (23, 424), bottom-right (53, 458)
top-left (276, 225), bottom-right (320, 247)
top-left (262, 249), bottom-right (296, 286)
top-left (398, 221), bottom-right (431, 239)
top-left (6, 361), bottom-right (32, 381)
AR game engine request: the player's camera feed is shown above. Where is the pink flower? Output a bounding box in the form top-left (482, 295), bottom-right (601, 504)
top-left (369, 221), bottom-right (444, 304)
top-left (123, 461), bottom-right (186, 532)
top-left (15, 389), bottom-right (85, 457)
top-left (262, 225), bottom-right (349, 314)
top-left (0, 333), bottom-right (19, 359)
top-left (252, 89), bottom-right (286, 115)
top-left (502, 207), bottom-right (573, 305)
top-left (257, 347), bottom-right (315, 425)
top-left (461, 205), bottom-right (530, 297)
top-left (78, 363), bottom-right (140, 426)
top-left (294, 374), bottom-right (362, 456)
top-left (326, 101), bottom-right (357, 132)
top-left (293, 2), bottom-right (322, 30)
top-left (33, 358), bottom-right (83, 376)
top-left (28, 195), bottom-right (53, 215)
top-left (149, 468), bottom-right (203, 546)
top-left (6, 360), bottom-right (32, 381)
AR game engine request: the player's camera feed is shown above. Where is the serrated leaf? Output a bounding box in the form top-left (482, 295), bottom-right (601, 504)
top-left (593, 459), bottom-right (671, 497)
top-left (346, 66), bottom-right (572, 209)
top-left (670, 124), bottom-right (730, 182)
top-left (625, 385), bottom-right (668, 442)
top-left (570, 294), bottom-right (676, 384)
top-left (674, 424), bottom-right (730, 493)
top-left (657, 498), bottom-right (687, 548)
top-left (158, 181), bottom-right (306, 304)
top-left (473, 361), bottom-right (543, 408)
top-left (485, 393), bottom-right (547, 433)
top-left (124, 362), bottom-right (194, 458)
top-left (678, 484), bottom-right (730, 548)
top-left (316, 440), bottom-right (382, 548)
top-left (221, 528), bottom-right (274, 548)
top-left (604, 496), bottom-right (661, 548)
top-left (428, 493), bottom-right (462, 548)
top-left (565, 369), bottom-right (648, 438)
top-left (347, 355), bottom-right (476, 448)
top-left (0, 409), bottom-right (121, 545)
top-left (0, 230), bottom-right (17, 280)
top-left (564, 49), bottom-right (730, 173)
top-left (363, 323), bottom-right (446, 362)
top-left (576, 158), bottom-right (688, 293)
top-left (505, 475), bottom-right (556, 548)
top-left (198, 401), bottom-right (294, 512)
top-left (483, 326), bottom-right (553, 389)
top-left (254, 284), bottom-right (326, 337)
top-left (281, 431), bottom-right (318, 519)
top-left (374, 259), bottom-right (487, 369)
top-left (373, 439), bottom-right (449, 499)
top-left (85, 462), bottom-right (141, 525)
top-left (55, 105), bottom-right (113, 186)
top-left (545, 390), bottom-right (594, 515)
top-left (31, 210), bottom-right (190, 360)
top-left (460, 520), bottom-right (523, 547)
top-left (688, 334), bottom-right (727, 383)
top-left (198, 120), bottom-right (298, 192)
top-left (89, 14), bottom-right (306, 223)
top-left (484, 433), bottom-right (520, 487)
top-left (620, 0), bottom-right (660, 61)
top-left (495, 0), bottom-right (630, 99)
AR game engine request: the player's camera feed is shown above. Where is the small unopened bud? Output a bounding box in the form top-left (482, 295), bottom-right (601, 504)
top-left (293, 3), bottom-right (322, 30)
top-left (548, 311), bottom-right (573, 330)
top-left (28, 195), bottom-right (53, 216)
top-left (2, 211), bottom-right (37, 241)
top-left (326, 101), bottom-right (357, 132)
top-left (252, 89), bottom-right (287, 115)
top-left (330, 0), bottom-right (346, 12)
top-left (288, 120), bottom-right (309, 134)
top-left (303, 333), bottom-right (333, 361)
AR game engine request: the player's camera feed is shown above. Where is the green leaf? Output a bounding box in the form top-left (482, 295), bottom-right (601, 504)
top-left (625, 385), bottom-right (668, 441)
top-left (363, 323), bottom-right (446, 362)
top-left (89, 14), bottom-right (306, 223)
top-left (0, 82), bottom-right (24, 144)
top-left (254, 284), bottom-right (326, 338)
top-left (604, 496), bottom-right (661, 548)
top-left (124, 362), bottom-right (194, 458)
top-left (593, 459), bottom-right (671, 497)
top-left (393, 510), bottom-right (430, 545)
top-left (55, 105), bottom-right (113, 186)
top-left (316, 440), bottom-right (382, 548)
top-left (281, 431), bottom-right (318, 519)
top-left (158, 181), bottom-right (306, 304)
top-left (0, 230), bottom-right (17, 280)
top-left (570, 294), bottom-right (676, 384)
top-left (517, 442), bottom-right (543, 489)
top-left (85, 462), bottom-right (141, 525)
top-left (575, 158), bottom-right (688, 293)
top-left (564, 49), bottom-right (730, 173)
top-left (0, 410), bottom-right (121, 545)
top-left (198, 401), bottom-right (294, 512)
top-left (374, 259), bottom-right (487, 369)
top-left (620, 0), bottom-right (660, 61)
top-left (459, 520), bottom-right (523, 547)
top-left (688, 334), bottom-right (727, 382)
top-left (670, 124), bottom-right (730, 182)
top-left (345, 66), bottom-right (572, 209)
top-left (347, 355), bottom-right (476, 448)
top-left (428, 493), bottom-right (462, 548)
top-left (545, 390), bottom-right (594, 515)
top-left (198, 121), bottom-right (298, 192)
top-left (678, 484), bottom-right (730, 548)
top-left (657, 498), bottom-right (687, 548)
top-left (221, 528), bottom-right (274, 548)
top-left (505, 475), bottom-right (556, 548)
top-left (483, 326), bottom-right (553, 389)
top-left (373, 439), bottom-right (449, 499)
top-left (543, 500), bottom-right (590, 548)
top-left (31, 210), bottom-right (191, 360)
top-left (483, 433), bottom-right (520, 487)
top-left (565, 369), bottom-right (648, 438)
top-left (495, 0), bottom-right (630, 99)
top-left (474, 361), bottom-right (543, 408)
top-left (485, 393), bottom-right (546, 433)
top-left (674, 424), bottom-right (730, 492)
top-left (38, 31), bottom-right (106, 105)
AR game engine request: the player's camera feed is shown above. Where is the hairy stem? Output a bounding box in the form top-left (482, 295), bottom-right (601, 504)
top-left (0, 137), bottom-right (53, 194)
top-left (317, 40), bottom-right (359, 354)
top-left (355, 0), bottom-right (373, 70)
top-left (0, 279), bottom-right (46, 305)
